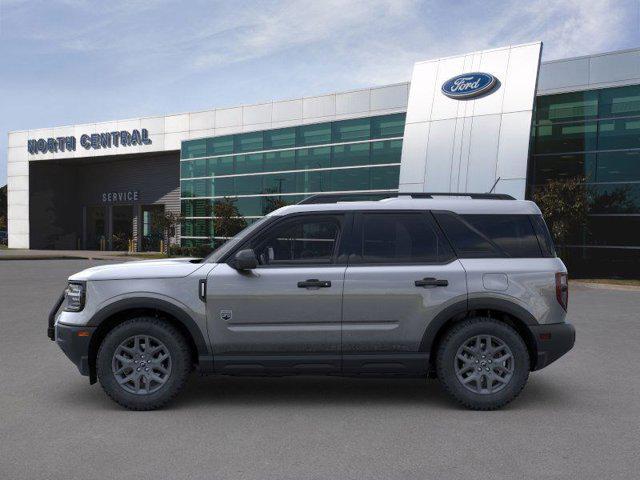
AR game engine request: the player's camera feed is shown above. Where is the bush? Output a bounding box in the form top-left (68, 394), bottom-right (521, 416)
top-left (168, 244), bottom-right (214, 258)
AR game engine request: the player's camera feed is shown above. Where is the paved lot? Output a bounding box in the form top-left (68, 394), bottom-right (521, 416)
top-left (1, 259), bottom-right (639, 480)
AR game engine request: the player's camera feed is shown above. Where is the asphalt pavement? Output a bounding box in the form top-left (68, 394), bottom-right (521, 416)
top-left (1, 259), bottom-right (639, 480)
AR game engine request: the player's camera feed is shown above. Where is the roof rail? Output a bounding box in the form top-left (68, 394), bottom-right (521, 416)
top-left (297, 192), bottom-right (515, 204)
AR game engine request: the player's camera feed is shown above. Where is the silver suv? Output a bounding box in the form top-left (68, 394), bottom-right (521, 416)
top-left (49, 192), bottom-right (575, 411)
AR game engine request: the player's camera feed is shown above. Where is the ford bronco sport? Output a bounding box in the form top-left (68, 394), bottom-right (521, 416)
top-left (49, 192), bottom-right (575, 410)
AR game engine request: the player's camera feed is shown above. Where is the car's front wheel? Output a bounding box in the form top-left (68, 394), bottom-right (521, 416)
top-left (96, 317), bottom-right (192, 410)
top-left (436, 318), bottom-right (530, 410)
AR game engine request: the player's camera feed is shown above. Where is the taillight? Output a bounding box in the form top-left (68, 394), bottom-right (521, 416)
top-left (555, 272), bottom-right (568, 311)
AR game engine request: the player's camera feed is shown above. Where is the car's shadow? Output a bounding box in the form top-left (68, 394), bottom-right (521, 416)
top-left (58, 373), bottom-right (572, 412)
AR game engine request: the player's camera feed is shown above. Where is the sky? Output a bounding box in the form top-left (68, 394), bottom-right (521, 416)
top-left (1, 0), bottom-right (639, 186)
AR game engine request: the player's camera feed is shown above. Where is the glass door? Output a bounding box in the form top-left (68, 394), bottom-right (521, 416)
top-left (112, 205), bottom-right (134, 251)
top-left (140, 205), bottom-right (165, 252)
top-left (86, 206), bottom-right (106, 250)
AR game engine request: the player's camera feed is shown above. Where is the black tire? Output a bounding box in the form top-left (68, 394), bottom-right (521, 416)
top-left (436, 318), bottom-right (530, 410)
top-left (96, 317), bottom-right (192, 410)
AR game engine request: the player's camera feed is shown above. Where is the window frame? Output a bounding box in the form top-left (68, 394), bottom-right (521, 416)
top-left (223, 211), bottom-right (352, 268)
top-left (347, 210), bottom-right (456, 266)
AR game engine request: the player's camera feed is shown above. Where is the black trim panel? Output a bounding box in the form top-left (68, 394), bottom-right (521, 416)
top-left (467, 297), bottom-right (538, 325)
top-left (530, 322), bottom-right (575, 370)
top-left (86, 297), bottom-right (210, 357)
top-left (55, 323), bottom-right (96, 377)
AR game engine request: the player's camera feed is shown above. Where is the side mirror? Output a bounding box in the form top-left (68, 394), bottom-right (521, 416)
top-left (233, 249), bottom-right (258, 270)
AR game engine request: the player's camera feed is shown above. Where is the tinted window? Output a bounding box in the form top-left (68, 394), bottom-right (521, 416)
top-left (252, 216), bottom-right (341, 265)
top-left (462, 215), bottom-right (542, 258)
top-left (436, 213), bottom-right (543, 258)
top-left (530, 215), bottom-right (557, 257)
top-left (356, 213), bottom-right (453, 264)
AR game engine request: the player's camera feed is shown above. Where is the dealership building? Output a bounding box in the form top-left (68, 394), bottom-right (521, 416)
top-left (6, 43), bottom-right (640, 276)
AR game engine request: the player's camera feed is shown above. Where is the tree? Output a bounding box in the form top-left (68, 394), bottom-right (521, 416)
top-left (151, 210), bottom-right (183, 254)
top-left (532, 177), bottom-right (589, 256)
top-left (213, 197), bottom-right (247, 244)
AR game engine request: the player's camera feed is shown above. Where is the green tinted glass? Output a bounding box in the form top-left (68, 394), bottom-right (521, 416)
top-left (209, 156), bottom-right (234, 176)
top-left (534, 122), bottom-right (598, 154)
top-left (212, 177), bottom-right (234, 197)
top-left (181, 139), bottom-right (207, 159)
top-left (234, 132), bottom-right (263, 153)
top-left (235, 197), bottom-right (264, 217)
top-left (371, 139), bottom-right (402, 164)
top-left (296, 147), bottom-right (331, 170)
top-left (535, 91), bottom-right (598, 123)
top-left (235, 153), bottom-right (264, 174)
top-left (295, 170), bottom-right (330, 193)
top-left (206, 136), bottom-right (233, 156)
top-left (264, 128), bottom-right (296, 149)
top-left (598, 84), bottom-right (640, 118)
top-left (332, 143), bottom-right (370, 167)
top-left (332, 118), bottom-right (370, 142)
top-left (264, 150), bottom-right (295, 171)
top-left (596, 151), bottom-right (640, 182)
top-left (598, 119), bottom-right (640, 150)
top-left (181, 199), bottom-right (212, 217)
top-left (297, 123), bottom-right (331, 146)
top-left (371, 113), bottom-right (406, 138)
top-left (529, 153), bottom-right (597, 184)
top-left (262, 172), bottom-right (296, 194)
top-left (235, 175), bottom-right (263, 195)
top-left (370, 166), bottom-right (400, 190)
top-left (328, 168), bottom-right (370, 191)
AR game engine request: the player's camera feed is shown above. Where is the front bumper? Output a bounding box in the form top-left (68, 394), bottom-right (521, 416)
top-left (530, 322), bottom-right (576, 370)
top-left (55, 323), bottom-right (96, 377)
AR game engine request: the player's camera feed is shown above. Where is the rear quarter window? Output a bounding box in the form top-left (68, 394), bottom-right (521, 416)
top-left (434, 212), bottom-right (546, 258)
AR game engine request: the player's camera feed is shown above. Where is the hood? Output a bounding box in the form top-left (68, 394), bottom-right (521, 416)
top-left (68, 258), bottom-right (206, 281)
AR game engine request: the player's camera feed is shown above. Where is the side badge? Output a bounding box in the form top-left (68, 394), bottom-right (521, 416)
top-left (220, 310), bottom-right (233, 321)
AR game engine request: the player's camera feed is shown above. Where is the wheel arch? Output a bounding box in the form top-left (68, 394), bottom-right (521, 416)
top-left (421, 298), bottom-right (539, 372)
top-left (86, 298), bottom-right (211, 384)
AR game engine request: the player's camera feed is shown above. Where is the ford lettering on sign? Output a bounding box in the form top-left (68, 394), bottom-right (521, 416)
top-left (441, 72), bottom-right (497, 99)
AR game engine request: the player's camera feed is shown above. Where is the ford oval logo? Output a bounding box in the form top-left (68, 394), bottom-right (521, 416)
top-left (441, 72), bottom-right (497, 99)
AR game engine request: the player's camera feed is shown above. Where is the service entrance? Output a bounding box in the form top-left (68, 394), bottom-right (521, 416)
top-left (112, 205), bottom-right (134, 251)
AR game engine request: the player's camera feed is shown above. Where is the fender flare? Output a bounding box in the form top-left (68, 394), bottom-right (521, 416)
top-left (88, 297), bottom-right (210, 358)
top-left (419, 297), bottom-right (538, 353)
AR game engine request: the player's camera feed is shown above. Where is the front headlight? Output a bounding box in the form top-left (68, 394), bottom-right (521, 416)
top-left (64, 282), bottom-right (85, 312)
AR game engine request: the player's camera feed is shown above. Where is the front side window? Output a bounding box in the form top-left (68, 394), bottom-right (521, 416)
top-left (251, 216), bottom-right (341, 266)
top-left (355, 212), bottom-right (453, 264)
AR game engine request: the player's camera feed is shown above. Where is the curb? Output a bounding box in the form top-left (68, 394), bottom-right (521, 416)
top-left (571, 280), bottom-right (640, 292)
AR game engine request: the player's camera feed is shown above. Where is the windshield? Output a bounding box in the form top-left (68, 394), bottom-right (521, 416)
top-left (203, 216), bottom-right (273, 263)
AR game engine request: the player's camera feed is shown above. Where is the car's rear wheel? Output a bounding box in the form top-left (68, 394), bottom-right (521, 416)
top-left (436, 318), bottom-right (530, 410)
top-left (96, 317), bottom-right (192, 410)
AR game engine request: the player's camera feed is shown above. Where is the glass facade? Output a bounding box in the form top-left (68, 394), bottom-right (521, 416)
top-left (528, 84), bottom-right (640, 277)
top-left (180, 113), bottom-right (405, 246)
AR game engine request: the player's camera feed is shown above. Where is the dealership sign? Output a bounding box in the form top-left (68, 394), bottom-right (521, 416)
top-left (102, 191), bottom-right (139, 203)
top-left (441, 72), bottom-right (497, 99)
top-left (27, 129), bottom-right (152, 155)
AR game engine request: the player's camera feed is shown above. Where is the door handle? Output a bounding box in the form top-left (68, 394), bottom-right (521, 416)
top-left (415, 277), bottom-right (448, 287)
top-left (297, 279), bottom-right (331, 288)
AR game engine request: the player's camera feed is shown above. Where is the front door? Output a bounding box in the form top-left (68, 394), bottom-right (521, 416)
top-left (341, 211), bottom-right (468, 374)
top-left (206, 213), bottom-right (348, 374)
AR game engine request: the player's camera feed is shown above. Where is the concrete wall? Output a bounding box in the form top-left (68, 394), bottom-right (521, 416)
top-left (399, 42), bottom-right (542, 199)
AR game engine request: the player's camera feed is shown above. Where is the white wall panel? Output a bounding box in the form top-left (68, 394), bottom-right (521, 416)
top-left (243, 103), bottom-right (272, 125)
top-left (336, 90), bottom-right (370, 115)
top-left (215, 107), bottom-right (243, 128)
top-left (164, 114), bottom-right (190, 133)
top-left (8, 131), bottom-right (28, 147)
top-left (188, 111), bottom-right (215, 131)
top-left (538, 58), bottom-right (589, 92)
top-left (370, 84), bottom-right (409, 111)
top-left (272, 99), bottom-right (303, 122)
top-left (140, 116), bottom-right (165, 134)
top-left (303, 95), bottom-right (336, 118)
top-left (589, 50), bottom-right (640, 85)
top-left (400, 42), bottom-right (541, 199)
top-left (398, 122), bottom-right (430, 186)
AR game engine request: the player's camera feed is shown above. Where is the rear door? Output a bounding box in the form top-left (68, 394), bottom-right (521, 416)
top-left (341, 211), bottom-right (467, 374)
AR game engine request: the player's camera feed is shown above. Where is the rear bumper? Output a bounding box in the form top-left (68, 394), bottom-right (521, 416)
top-left (530, 322), bottom-right (575, 370)
top-left (55, 323), bottom-right (96, 377)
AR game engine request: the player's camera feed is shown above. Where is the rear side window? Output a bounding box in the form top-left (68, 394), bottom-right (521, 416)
top-left (434, 212), bottom-right (544, 258)
top-left (354, 212), bottom-right (454, 264)
top-left (530, 215), bottom-right (556, 257)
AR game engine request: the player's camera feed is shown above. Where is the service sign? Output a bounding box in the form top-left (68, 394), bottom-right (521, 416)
top-left (27, 129), bottom-right (152, 155)
top-left (441, 72), bottom-right (497, 99)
